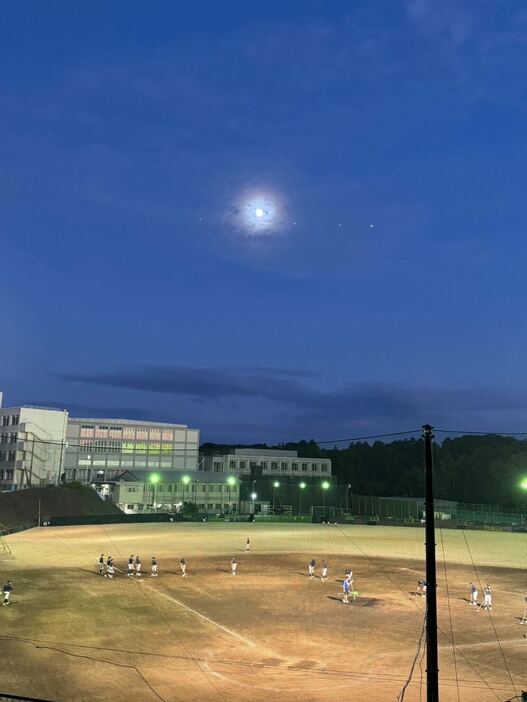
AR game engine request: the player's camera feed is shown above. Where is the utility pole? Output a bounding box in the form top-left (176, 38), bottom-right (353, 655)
top-left (423, 424), bottom-right (439, 702)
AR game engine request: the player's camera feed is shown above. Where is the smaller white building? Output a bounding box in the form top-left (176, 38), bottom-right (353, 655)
top-left (0, 401), bottom-right (69, 490)
top-left (101, 470), bottom-right (240, 515)
top-left (202, 448), bottom-right (331, 478)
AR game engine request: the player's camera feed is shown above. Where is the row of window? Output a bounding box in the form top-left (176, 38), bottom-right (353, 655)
top-left (0, 469), bottom-right (14, 480)
top-left (1, 415), bottom-right (19, 427)
top-left (0, 433), bottom-right (17, 444)
top-left (79, 425), bottom-right (188, 442)
top-left (214, 460), bottom-right (329, 473)
top-left (77, 440), bottom-right (194, 454)
top-left (128, 483), bottom-right (234, 494)
top-left (0, 451), bottom-right (16, 463)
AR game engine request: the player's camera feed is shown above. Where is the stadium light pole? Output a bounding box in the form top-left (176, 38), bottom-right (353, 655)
top-left (181, 474), bottom-right (191, 507)
top-left (273, 481), bottom-right (280, 511)
top-left (149, 472), bottom-right (161, 510)
top-left (299, 481), bottom-right (306, 515)
top-left (321, 480), bottom-right (330, 514)
top-left (423, 424), bottom-right (439, 702)
top-left (227, 476), bottom-right (236, 514)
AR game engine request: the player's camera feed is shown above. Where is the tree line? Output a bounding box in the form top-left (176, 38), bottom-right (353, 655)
top-left (200, 434), bottom-right (527, 508)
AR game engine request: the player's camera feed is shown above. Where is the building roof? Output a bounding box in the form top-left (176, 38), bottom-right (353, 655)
top-left (68, 417), bottom-right (194, 429)
top-left (115, 470), bottom-right (236, 484)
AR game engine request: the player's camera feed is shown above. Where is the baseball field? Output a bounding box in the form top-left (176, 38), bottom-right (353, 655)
top-left (0, 522), bottom-right (525, 701)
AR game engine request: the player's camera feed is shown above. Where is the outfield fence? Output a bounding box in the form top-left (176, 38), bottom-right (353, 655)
top-left (312, 494), bottom-right (527, 528)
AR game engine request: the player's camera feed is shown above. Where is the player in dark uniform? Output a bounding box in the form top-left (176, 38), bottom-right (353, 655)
top-left (135, 555), bottom-right (142, 576)
top-left (3, 581), bottom-right (13, 606)
top-left (98, 554), bottom-right (105, 576)
top-left (151, 556), bottom-right (158, 577)
top-left (128, 555), bottom-right (135, 576)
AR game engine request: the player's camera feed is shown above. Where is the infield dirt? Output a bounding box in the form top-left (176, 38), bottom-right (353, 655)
top-left (0, 522), bottom-right (525, 701)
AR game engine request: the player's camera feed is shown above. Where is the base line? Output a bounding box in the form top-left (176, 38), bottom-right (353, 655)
top-left (139, 582), bottom-right (256, 648)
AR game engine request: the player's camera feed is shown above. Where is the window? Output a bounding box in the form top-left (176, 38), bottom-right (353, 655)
top-left (229, 460), bottom-right (236, 469)
top-left (200, 484), bottom-right (206, 492)
top-left (262, 461), bottom-right (268, 469)
top-left (215, 503), bottom-right (221, 510)
top-left (311, 464), bottom-right (318, 472)
top-left (0, 434), bottom-right (7, 444)
top-left (224, 503), bottom-right (229, 509)
top-left (239, 461), bottom-right (246, 470)
top-left (8, 451), bottom-right (15, 462)
top-left (6, 470), bottom-right (14, 479)
top-left (250, 461), bottom-right (257, 469)
top-left (126, 504), bottom-right (135, 510)
top-left (2, 416), bottom-right (9, 426)
top-left (213, 461), bottom-right (223, 472)
top-left (302, 463), bottom-right (308, 471)
top-left (281, 462), bottom-right (288, 471)
top-left (9, 433), bottom-right (16, 443)
top-left (292, 463), bottom-right (298, 471)
top-left (198, 503), bottom-right (205, 509)
top-left (208, 503), bottom-right (213, 509)
top-left (271, 462), bottom-right (278, 470)
top-left (321, 466), bottom-right (328, 472)
top-left (0, 470), bottom-right (3, 479)
top-left (11, 415), bottom-right (19, 426)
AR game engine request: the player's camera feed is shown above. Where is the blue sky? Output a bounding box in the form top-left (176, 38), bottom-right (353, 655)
top-left (2, 1), bottom-right (527, 442)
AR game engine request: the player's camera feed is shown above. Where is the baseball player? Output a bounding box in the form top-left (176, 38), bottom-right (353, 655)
top-left (521, 594), bottom-right (527, 624)
top-left (469, 582), bottom-right (478, 606)
top-left (180, 558), bottom-right (187, 577)
top-left (321, 561), bottom-right (328, 581)
top-left (98, 554), bottom-right (105, 575)
top-left (308, 559), bottom-right (316, 578)
top-left (478, 584), bottom-right (492, 611)
top-left (128, 555), bottom-right (135, 576)
top-left (135, 555), bottom-right (142, 577)
top-left (105, 555), bottom-right (112, 577)
top-left (231, 557), bottom-right (238, 576)
top-left (151, 556), bottom-right (158, 577)
top-left (342, 576), bottom-right (350, 604)
top-left (245, 538), bottom-right (250, 552)
top-left (107, 560), bottom-right (115, 579)
top-left (2, 581), bottom-right (13, 606)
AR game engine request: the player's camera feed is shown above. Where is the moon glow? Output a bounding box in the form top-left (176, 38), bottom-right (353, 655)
top-left (228, 188), bottom-right (287, 237)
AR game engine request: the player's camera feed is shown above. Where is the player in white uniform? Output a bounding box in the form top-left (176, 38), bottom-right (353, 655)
top-left (231, 558), bottom-right (238, 575)
top-left (469, 582), bottom-right (478, 606)
top-left (107, 557), bottom-right (115, 579)
top-left (321, 561), bottom-right (328, 581)
top-left (308, 559), bottom-right (316, 578)
top-left (180, 558), bottom-right (187, 577)
top-left (128, 555), bottom-right (135, 576)
top-left (478, 584), bottom-right (492, 611)
top-left (135, 555), bottom-right (142, 576)
top-left (245, 538), bottom-right (250, 552)
top-left (151, 556), bottom-right (158, 576)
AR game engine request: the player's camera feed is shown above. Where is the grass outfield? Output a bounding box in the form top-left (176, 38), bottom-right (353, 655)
top-left (0, 523), bottom-right (525, 702)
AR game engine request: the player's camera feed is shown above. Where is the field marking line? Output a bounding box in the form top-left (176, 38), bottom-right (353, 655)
top-left (440, 637), bottom-right (527, 652)
top-left (139, 582), bottom-right (256, 648)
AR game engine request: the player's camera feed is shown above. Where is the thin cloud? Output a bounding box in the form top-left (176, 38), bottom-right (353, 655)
top-left (57, 365), bottom-right (527, 427)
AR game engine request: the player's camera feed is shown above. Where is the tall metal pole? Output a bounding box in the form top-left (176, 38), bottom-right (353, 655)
top-left (423, 424), bottom-right (439, 702)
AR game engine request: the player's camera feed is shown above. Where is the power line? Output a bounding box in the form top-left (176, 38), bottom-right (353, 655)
top-left (439, 528), bottom-right (461, 702)
top-left (314, 430), bottom-right (422, 444)
top-left (395, 611), bottom-right (426, 701)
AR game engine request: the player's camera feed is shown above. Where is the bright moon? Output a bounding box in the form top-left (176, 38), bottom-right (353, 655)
top-left (228, 188), bottom-right (287, 237)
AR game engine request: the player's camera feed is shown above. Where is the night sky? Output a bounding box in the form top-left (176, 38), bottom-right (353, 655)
top-left (2, 2), bottom-right (527, 442)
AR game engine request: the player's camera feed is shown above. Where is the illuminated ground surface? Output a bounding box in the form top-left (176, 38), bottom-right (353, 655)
top-left (0, 523), bottom-right (525, 701)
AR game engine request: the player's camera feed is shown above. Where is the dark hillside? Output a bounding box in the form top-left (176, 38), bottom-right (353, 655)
top-left (0, 485), bottom-right (122, 531)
